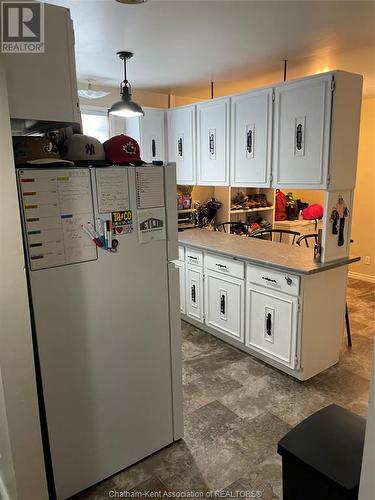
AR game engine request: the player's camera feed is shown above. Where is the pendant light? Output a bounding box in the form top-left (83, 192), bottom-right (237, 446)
top-left (109, 51), bottom-right (144, 118)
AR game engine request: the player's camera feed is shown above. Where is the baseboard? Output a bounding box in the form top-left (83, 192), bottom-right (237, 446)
top-left (348, 271), bottom-right (375, 284)
top-left (0, 475), bottom-right (10, 500)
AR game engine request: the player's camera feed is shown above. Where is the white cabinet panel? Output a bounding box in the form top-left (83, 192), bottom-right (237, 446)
top-left (197, 98), bottom-right (230, 186)
top-left (167, 106), bottom-right (196, 184)
top-left (4, 4), bottom-right (80, 124)
top-left (273, 74), bottom-right (332, 189)
top-left (175, 261), bottom-right (186, 314)
top-left (186, 265), bottom-right (204, 323)
top-left (231, 89), bottom-right (272, 187)
top-left (245, 284), bottom-right (298, 368)
top-left (126, 108), bottom-right (166, 163)
top-left (205, 271), bottom-right (244, 341)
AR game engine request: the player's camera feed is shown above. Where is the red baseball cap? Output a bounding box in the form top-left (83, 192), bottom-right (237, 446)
top-left (302, 204), bottom-right (323, 220)
top-left (103, 135), bottom-right (145, 165)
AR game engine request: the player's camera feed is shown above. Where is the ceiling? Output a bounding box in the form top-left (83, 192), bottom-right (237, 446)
top-left (50, 0), bottom-right (375, 95)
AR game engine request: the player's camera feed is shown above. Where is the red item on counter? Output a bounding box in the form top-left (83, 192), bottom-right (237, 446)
top-left (302, 204), bottom-right (323, 220)
top-left (275, 190), bottom-right (287, 221)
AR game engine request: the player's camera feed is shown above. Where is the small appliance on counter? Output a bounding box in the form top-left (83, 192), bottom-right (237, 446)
top-left (177, 208), bottom-right (198, 230)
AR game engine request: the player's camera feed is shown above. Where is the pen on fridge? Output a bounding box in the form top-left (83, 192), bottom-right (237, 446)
top-left (106, 220), bottom-right (112, 250)
top-left (81, 225), bottom-right (102, 247)
top-left (87, 221), bottom-right (102, 247)
top-left (87, 221), bottom-right (102, 246)
top-left (97, 218), bottom-right (105, 246)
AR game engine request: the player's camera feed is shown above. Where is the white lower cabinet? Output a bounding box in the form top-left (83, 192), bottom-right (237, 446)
top-left (205, 271), bottom-right (244, 342)
top-left (175, 260), bottom-right (186, 314)
top-left (186, 264), bottom-right (204, 323)
top-left (245, 283), bottom-right (298, 369)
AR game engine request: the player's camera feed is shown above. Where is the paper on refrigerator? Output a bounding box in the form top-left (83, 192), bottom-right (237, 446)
top-left (137, 208), bottom-right (166, 244)
top-left (96, 167), bottom-right (130, 213)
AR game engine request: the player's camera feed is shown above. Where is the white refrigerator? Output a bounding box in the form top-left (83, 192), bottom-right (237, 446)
top-left (17, 164), bottom-right (183, 499)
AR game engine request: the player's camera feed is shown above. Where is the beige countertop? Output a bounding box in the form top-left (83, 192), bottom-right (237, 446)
top-left (178, 228), bottom-right (360, 275)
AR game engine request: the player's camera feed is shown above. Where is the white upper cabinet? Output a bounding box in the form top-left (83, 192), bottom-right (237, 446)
top-left (273, 74), bottom-right (333, 189)
top-left (197, 98), bottom-right (230, 186)
top-left (3, 4), bottom-right (80, 125)
top-left (167, 105), bottom-right (196, 185)
top-left (231, 89), bottom-right (273, 187)
top-left (126, 108), bottom-right (166, 163)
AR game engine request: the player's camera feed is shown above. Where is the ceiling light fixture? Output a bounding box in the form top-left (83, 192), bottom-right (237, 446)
top-left (115, 0), bottom-right (148, 5)
top-left (109, 51), bottom-right (144, 118)
top-left (78, 79), bottom-right (110, 99)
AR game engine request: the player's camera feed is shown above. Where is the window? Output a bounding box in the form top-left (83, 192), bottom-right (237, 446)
top-left (80, 107), bottom-right (109, 143)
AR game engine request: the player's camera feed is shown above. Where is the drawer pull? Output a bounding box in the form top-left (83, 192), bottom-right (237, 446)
top-left (285, 277), bottom-right (292, 286)
top-left (191, 284), bottom-right (196, 304)
top-left (178, 137), bottom-right (183, 157)
top-left (262, 276), bottom-right (277, 284)
top-left (188, 255), bottom-right (198, 260)
top-left (220, 294), bottom-right (226, 316)
top-left (216, 263), bottom-right (228, 270)
top-left (152, 139), bottom-right (156, 158)
top-left (266, 312), bottom-right (272, 336)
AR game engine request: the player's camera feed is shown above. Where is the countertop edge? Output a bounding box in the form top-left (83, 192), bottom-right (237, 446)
top-left (178, 238), bottom-right (360, 275)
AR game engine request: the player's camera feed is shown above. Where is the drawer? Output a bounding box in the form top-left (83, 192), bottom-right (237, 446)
top-left (205, 253), bottom-right (244, 279)
top-left (178, 245), bottom-right (185, 262)
top-left (185, 247), bottom-right (203, 267)
top-left (246, 264), bottom-right (300, 296)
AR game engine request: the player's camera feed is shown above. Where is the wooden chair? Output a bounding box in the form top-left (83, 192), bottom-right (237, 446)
top-left (250, 228), bottom-right (301, 245)
top-left (214, 221), bottom-right (252, 236)
top-left (296, 233), bottom-right (319, 248)
top-left (296, 233), bottom-right (352, 347)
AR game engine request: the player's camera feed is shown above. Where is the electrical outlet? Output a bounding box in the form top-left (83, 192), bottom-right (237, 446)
top-left (365, 256), bottom-right (371, 265)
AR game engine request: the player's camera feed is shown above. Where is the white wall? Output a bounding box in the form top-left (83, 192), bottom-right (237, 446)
top-left (0, 57), bottom-right (49, 500)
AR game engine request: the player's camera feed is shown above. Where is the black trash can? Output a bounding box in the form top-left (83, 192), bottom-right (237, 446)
top-left (277, 404), bottom-right (366, 500)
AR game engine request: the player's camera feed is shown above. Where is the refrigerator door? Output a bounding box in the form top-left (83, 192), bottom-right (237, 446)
top-left (26, 166), bottom-right (178, 499)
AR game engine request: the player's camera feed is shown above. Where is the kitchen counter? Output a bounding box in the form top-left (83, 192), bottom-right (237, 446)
top-left (178, 228), bottom-right (359, 275)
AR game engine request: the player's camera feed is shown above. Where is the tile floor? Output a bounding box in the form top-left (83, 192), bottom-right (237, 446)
top-left (73, 278), bottom-right (374, 499)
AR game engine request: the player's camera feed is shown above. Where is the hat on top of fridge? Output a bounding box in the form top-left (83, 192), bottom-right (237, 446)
top-left (13, 137), bottom-right (74, 166)
top-left (61, 134), bottom-right (111, 166)
top-left (103, 134), bottom-right (145, 165)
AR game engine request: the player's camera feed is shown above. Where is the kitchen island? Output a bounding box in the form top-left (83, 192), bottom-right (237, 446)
top-left (176, 228), bottom-right (359, 380)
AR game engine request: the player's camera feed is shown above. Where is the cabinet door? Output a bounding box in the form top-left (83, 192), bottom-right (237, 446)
top-left (127, 109), bottom-right (166, 163)
top-left (141, 109), bottom-right (166, 163)
top-left (186, 265), bottom-right (203, 323)
top-left (167, 106), bottom-right (196, 185)
top-left (197, 98), bottom-right (230, 186)
top-left (175, 261), bottom-right (186, 314)
top-left (245, 283), bottom-right (298, 368)
top-left (231, 89), bottom-right (272, 187)
top-left (273, 74), bottom-right (333, 189)
top-left (205, 271), bottom-right (244, 341)
top-left (4, 5), bottom-right (80, 124)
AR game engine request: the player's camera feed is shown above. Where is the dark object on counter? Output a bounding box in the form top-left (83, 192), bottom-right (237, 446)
top-left (296, 199), bottom-right (309, 213)
top-left (197, 199), bottom-right (222, 227)
top-left (278, 404), bottom-right (365, 500)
